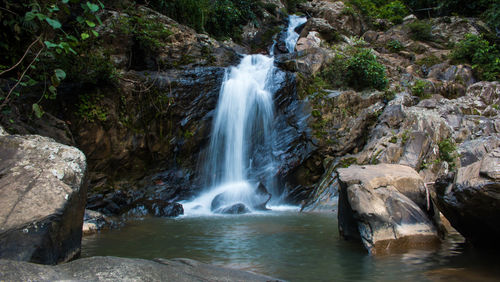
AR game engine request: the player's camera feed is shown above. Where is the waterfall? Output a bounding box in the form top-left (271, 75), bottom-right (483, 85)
top-left (183, 16), bottom-right (307, 216)
top-left (285, 15), bottom-right (307, 53)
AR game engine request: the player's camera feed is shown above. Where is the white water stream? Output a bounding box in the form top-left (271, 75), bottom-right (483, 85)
top-left (183, 16), bottom-right (307, 216)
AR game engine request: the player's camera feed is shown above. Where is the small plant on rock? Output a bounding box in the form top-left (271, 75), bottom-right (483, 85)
top-left (408, 20), bottom-right (433, 41)
top-left (387, 39), bottom-right (404, 52)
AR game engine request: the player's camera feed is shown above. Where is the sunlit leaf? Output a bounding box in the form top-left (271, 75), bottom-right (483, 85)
top-left (45, 18), bottom-right (62, 29)
top-left (85, 20), bottom-right (95, 27)
top-left (87, 2), bottom-right (99, 12)
top-left (32, 103), bottom-right (44, 118)
top-left (54, 68), bottom-right (66, 80)
top-left (81, 32), bottom-right (90, 40)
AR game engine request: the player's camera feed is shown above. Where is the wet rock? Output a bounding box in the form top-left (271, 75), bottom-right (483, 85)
top-left (254, 182), bottom-right (272, 210)
top-left (0, 130), bottom-right (87, 264)
top-left (299, 17), bottom-right (338, 43)
top-left (214, 203), bottom-right (251, 215)
top-left (134, 200), bottom-right (184, 217)
top-left (433, 136), bottom-right (500, 248)
top-left (0, 256), bottom-right (280, 281)
top-left (338, 164), bottom-right (439, 254)
top-left (82, 210), bottom-right (114, 235)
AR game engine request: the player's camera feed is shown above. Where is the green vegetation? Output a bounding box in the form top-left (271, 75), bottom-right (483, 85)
top-left (386, 39), bottom-right (404, 52)
top-left (411, 79), bottom-right (431, 99)
top-left (415, 55), bottom-right (441, 67)
top-left (450, 34), bottom-right (500, 81)
top-left (115, 12), bottom-right (173, 52)
top-left (148, 0), bottom-right (264, 41)
top-left (320, 47), bottom-right (388, 91)
top-left (337, 157), bottom-right (358, 168)
top-left (438, 138), bottom-right (457, 168)
top-left (407, 20), bottom-right (433, 41)
top-left (347, 0), bottom-right (408, 24)
top-left (77, 92), bottom-right (107, 122)
top-left (402, 0), bottom-right (499, 32)
top-left (345, 48), bottom-right (389, 90)
top-left (0, 0), bottom-right (105, 117)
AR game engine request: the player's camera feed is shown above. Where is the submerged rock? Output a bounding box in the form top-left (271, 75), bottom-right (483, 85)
top-left (0, 256), bottom-right (281, 281)
top-left (433, 136), bottom-right (500, 248)
top-left (0, 130), bottom-right (87, 264)
top-left (338, 164), bottom-right (439, 254)
top-left (214, 203), bottom-right (251, 215)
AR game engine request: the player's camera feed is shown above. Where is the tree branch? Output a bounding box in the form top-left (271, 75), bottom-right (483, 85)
top-left (0, 46), bottom-right (44, 110)
top-left (0, 37), bottom-right (41, 76)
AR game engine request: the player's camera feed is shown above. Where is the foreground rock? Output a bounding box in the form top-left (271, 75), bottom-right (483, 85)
top-left (433, 136), bottom-right (500, 248)
top-left (338, 164), bottom-right (439, 254)
top-left (0, 130), bottom-right (87, 264)
top-left (0, 256), bottom-right (281, 281)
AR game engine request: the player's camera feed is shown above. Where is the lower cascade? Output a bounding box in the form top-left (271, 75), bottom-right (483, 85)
top-left (183, 55), bottom-right (278, 215)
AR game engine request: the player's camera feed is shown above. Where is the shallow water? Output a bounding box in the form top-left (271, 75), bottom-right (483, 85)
top-left (82, 211), bottom-right (500, 281)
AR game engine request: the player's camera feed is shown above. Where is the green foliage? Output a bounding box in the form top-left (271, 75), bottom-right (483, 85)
top-left (0, 0), bottom-right (104, 116)
top-left (337, 157), bottom-right (358, 168)
top-left (116, 12), bottom-right (173, 52)
top-left (285, 0), bottom-right (306, 14)
top-left (319, 48), bottom-right (388, 91)
top-left (148, 0), bottom-right (262, 41)
top-left (347, 0), bottom-right (409, 24)
top-left (411, 79), bottom-right (431, 98)
top-left (76, 92), bottom-right (107, 122)
top-left (438, 138), bottom-right (457, 168)
top-left (450, 34), bottom-right (500, 81)
top-left (345, 48), bottom-right (389, 91)
top-left (415, 54), bottom-right (441, 67)
top-left (378, 1), bottom-right (408, 24)
top-left (408, 20), bottom-right (433, 41)
top-left (386, 39), bottom-right (404, 52)
top-left (383, 90), bottom-right (396, 101)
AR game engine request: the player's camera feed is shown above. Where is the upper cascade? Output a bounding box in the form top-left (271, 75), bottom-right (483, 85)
top-left (285, 15), bottom-right (307, 53)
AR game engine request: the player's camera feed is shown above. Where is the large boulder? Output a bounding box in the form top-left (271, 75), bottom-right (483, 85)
top-left (433, 136), bottom-right (500, 248)
top-left (0, 130), bottom-right (87, 264)
top-left (338, 164), bottom-right (439, 254)
top-left (299, 0), bottom-right (367, 36)
top-left (0, 256), bottom-right (280, 281)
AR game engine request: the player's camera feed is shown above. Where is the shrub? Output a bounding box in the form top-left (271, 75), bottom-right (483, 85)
top-left (387, 39), bottom-right (404, 52)
top-left (450, 34), bottom-right (500, 81)
top-left (411, 79), bottom-right (431, 98)
top-left (438, 138), bottom-right (457, 168)
top-left (408, 20), bottom-right (433, 41)
top-left (345, 48), bottom-right (389, 90)
top-left (319, 48), bottom-right (388, 91)
top-left (378, 1), bottom-right (408, 24)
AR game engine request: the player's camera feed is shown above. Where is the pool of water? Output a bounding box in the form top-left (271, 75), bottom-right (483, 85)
top-left (82, 211), bottom-right (500, 281)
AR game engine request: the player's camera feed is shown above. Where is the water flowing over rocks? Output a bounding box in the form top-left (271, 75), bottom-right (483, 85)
top-left (0, 129), bottom-right (87, 264)
top-left (338, 164), bottom-right (440, 254)
top-left (0, 256), bottom-right (281, 282)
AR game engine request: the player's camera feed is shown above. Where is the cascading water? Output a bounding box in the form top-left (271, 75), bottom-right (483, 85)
top-left (183, 15), bottom-right (307, 215)
top-left (285, 15), bottom-right (307, 53)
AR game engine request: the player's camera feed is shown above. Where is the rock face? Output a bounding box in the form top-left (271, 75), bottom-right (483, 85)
top-left (433, 136), bottom-right (500, 248)
top-left (0, 130), bottom-right (87, 264)
top-left (338, 164), bottom-right (439, 254)
top-left (0, 256), bottom-right (281, 281)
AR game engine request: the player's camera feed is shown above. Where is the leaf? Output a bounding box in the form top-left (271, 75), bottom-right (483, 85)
top-left (54, 69), bottom-right (66, 80)
top-left (62, 0), bottom-right (69, 3)
top-left (76, 16), bottom-right (84, 24)
top-left (25, 11), bottom-right (36, 21)
top-left (85, 20), bottom-right (95, 27)
top-left (98, 0), bottom-right (104, 9)
top-left (36, 13), bottom-right (47, 21)
top-left (81, 32), bottom-right (90, 40)
top-left (32, 103), bottom-right (44, 118)
top-left (45, 18), bottom-right (62, 29)
top-left (48, 86), bottom-right (57, 99)
top-left (91, 30), bottom-right (99, 37)
top-left (44, 40), bottom-right (58, 48)
top-left (87, 2), bottom-right (100, 12)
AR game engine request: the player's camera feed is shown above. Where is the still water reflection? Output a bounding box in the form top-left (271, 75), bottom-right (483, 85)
top-left (82, 211), bottom-right (500, 281)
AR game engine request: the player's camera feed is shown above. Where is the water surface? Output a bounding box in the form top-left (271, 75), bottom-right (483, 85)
top-left (82, 211), bottom-right (500, 281)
